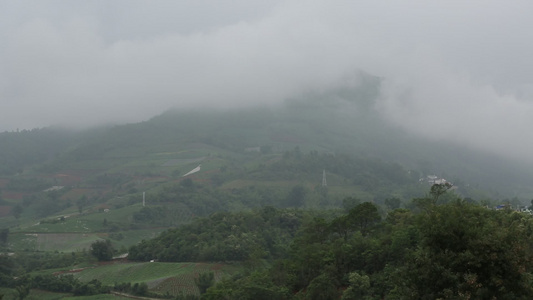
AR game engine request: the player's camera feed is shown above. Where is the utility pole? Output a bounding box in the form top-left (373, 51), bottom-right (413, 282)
top-left (143, 192), bottom-right (145, 207)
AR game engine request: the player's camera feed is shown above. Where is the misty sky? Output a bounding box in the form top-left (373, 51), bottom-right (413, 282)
top-left (1, 1), bottom-right (533, 162)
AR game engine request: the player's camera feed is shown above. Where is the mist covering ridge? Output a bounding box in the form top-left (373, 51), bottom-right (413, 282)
top-left (2, 2), bottom-right (532, 167)
top-left (1, 66), bottom-right (532, 199)
top-left (3, 4), bottom-right (533, 297)
top-left (26, 72), bottom-right (528, 199)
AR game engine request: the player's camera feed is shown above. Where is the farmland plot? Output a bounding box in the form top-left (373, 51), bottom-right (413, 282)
top-left (73, 262), bottom-right (239, 297)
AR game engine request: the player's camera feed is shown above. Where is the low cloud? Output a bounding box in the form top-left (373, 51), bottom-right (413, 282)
top-left (1, 1), bottom-right (533, 162)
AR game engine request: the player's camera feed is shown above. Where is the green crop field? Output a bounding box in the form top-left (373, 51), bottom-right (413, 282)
top-left (73, 261), bottom-right (240, 296)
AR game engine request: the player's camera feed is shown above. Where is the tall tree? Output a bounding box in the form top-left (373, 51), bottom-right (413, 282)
top-left (90, 240), bottom-right (114, 261)
top-left (347, 202), bottom-right (381, 236)
top-left (413, 182), bottom-right (454, 211)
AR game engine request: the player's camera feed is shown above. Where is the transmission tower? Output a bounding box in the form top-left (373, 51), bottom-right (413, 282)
top-left (322, 169), bottom-right (327, 187)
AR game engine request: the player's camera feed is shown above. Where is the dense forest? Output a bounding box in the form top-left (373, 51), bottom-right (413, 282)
top-left (3, 185), bottom-right (533, 299)
top-left (127, 186), bottom-right (533, 299)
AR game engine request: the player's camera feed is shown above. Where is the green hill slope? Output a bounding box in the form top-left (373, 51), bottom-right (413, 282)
top-left (2, 75), bottom-right (533, 239)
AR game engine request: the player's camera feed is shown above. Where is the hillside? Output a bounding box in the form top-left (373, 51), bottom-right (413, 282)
top-left (2, 76), bottom-right (533, 298)
top-left (1, 75), bottom-right (533, 228)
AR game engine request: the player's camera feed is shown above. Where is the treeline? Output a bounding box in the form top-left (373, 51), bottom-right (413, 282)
top-left (0, 260), bottom-right (108, 297)
top-left (0, 250), bottom-right (155, 298)
top-left (205, 201), bottom-right (533, 299)
top-left (1, 274), bottom-right (153, 298)
top-left (0, 251), bottom-right (91, 287)
top-left (9, 275), bottom-right (108, 296)
top-left (129, 206), bottom-right (304, 262)
top-left (129, 179), bottom-right (313, 227)
top-left (130, 186), bottom-right (533, 299)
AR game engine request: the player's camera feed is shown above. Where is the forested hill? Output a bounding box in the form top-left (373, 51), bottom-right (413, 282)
top-left (1, 73), bottom-right (533, 200)
top-left (2, 74), bottom-right (533, 299)
top-left (128, 200), bottom-right (533, 299)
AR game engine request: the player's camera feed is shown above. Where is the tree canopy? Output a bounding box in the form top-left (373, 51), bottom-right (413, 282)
top-left (90, 240), bottom-right (114, 261)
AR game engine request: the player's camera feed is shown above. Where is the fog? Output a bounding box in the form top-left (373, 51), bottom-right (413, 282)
top-left (1, 1), bottom-right (532, 161)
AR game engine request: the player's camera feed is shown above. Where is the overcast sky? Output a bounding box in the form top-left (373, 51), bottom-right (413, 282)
top-left (1, 1), bottom-right (533, 161)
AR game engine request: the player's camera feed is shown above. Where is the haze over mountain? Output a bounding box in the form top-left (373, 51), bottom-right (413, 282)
top-left (1, 1), bottom-right (533, 164)
top-left (2, 4), bottom-right (533, 295)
